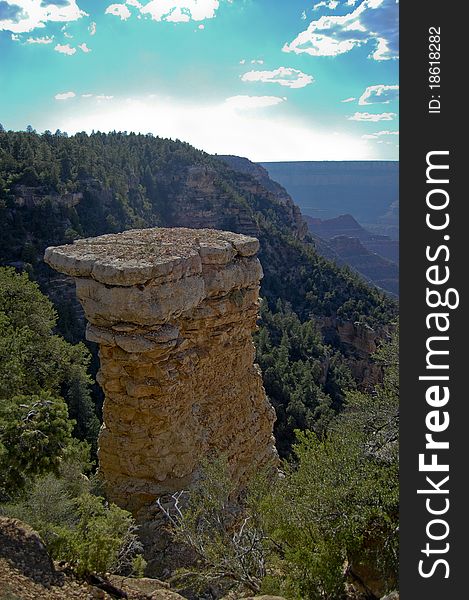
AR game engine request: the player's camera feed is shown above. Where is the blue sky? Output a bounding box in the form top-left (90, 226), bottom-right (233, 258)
top-left (0, 0), bottom-right (399, 161)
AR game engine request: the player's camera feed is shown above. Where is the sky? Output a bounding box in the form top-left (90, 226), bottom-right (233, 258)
top-left (0, 0), bottom-right (399, 161)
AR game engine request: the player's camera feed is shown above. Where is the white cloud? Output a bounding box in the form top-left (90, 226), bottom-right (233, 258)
top-left (348, 111), bottom-right (396, 121)
top-left (341, 96), bottom-right (356, 103)
top-left (89, 21), bottom-right (96, 35)
top-left (361, 129), bottom-right (399, 139)
top-left (54, 42), bottom-right (76, 55)
top-left (250, 59), bottom-right (264, 65)
top-left (359, 84), bottom-right (399, 105)
top-left (283, 0), bottom-right (398, 60)
top-left (313, 1), bottom-right (339, 10)
top-left (55, 91), bottom-right (76, 101)
top-left (241, 67), bottom-right (314, 89)
top-left (105, 0), bottom-right (220, 23)
top-left (105, 3), bottom-right (132, 20)
top-left (239, 59), bottom-right (246, 64)
top-left (78, 42), bottom-right (91, 53)
top-left (11, 32), bottom-right (20, 40)
top-left (26, 34), bottom-right (54, 44)
top-left (370, 36), bottom-right (393, 61)
top-left (198, 23), bottom-right (204, 29)
top-left (79, 93), bottom-right (114, 101)
top-left (0, 0), bottom-right (87, 34)
top-left (63, 30), bottom-right (73, 38)
top-left (140, 0), bottom-right (220, 22)
top-left (301, 10), bottom-right (307, 20)
top-left (54, 94), bottom-right (372, 161)
top-left (224, 95), bottom-right (285, 110)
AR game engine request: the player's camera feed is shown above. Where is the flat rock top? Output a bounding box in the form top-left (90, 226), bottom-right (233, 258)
top-left (44, 228), bottom-right (259, 286)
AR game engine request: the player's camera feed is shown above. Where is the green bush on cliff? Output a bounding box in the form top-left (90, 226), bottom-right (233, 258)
top-left (51, 492), bottom-right (141, 577)
top-left (0, 390), bottom-right (73, 498)
top-left (263, 328), bottom-right (398, 599)
top-left (1, 444), bottom-right (146, 578)
top-left (158, 455), bottom-right (270, 594)
top-left (0, 267), bottom-right (100, 500)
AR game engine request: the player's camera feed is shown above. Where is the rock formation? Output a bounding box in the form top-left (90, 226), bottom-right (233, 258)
top-left (44, 228), bottom-right (278, 516)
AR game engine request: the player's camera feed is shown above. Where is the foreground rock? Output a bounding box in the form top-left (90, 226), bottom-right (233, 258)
top-left (0, 517), bottom-right (57, 587)
top-left (0, 517), bottom-right (188, 599)
top-left (45, 228), bottom-right (278, 517)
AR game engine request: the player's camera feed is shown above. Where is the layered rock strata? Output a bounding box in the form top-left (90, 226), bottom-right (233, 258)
top-left (45, 228), bottom-right (277, 516)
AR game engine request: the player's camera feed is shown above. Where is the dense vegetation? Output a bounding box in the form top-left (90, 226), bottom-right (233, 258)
top-left (255, 300), bottom-right (356, 456)
top-left (0, 267), bottom-right (99, 497)
top-left (0, 267), bottom-right (145, 577)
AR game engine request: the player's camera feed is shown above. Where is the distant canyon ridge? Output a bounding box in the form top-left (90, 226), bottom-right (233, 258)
top-left (258, 160), bottom-right (399, 297)
top-left (260, 161), bottom-right (399, 237)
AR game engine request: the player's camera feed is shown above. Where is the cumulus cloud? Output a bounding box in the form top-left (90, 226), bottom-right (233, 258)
top-left (105, 3), bottom-right (131, 20)
top-left (224, 95), bottom-right (285, 110)
top-left (250, 59), bottom-right (264, 64)
top-left (359, 84), bottom-right (399, 105)
top-left (71, 93), bottom-right (114, 100)
top-left (55, 91), bottom-right (76, 100)
top-left (241, 67), bottom-right (314, 89)
top-left (26, 34), bottom-right (54, 43)
top-left (341, 96), bottom-right (356, 102)
top-left (348, 111), bottom-right (396, 121)
top-left (54, 42), bottom-right (75, 54)
top-left (361, 129), bottom-right (399, 139)
top-left (313, 1), bottom-right (339, 10)
top-left (283, 0), bottom-right (398, 61)
top-left (78, 42), bottom-right (91, 52)
top-left (88, 20), bottom-right (96, 35)
top-left (133, 0), bottom-right (220, 23)
top-left (54, 94), bottom-right (372, 161)
top-left (0, 0), bottom-right (87, 33)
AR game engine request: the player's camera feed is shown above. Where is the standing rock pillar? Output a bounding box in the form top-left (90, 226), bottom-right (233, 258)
top-left (45, 228), bottom-right (277, 516)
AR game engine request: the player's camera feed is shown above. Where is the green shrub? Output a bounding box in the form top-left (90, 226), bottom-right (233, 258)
top-left (50, 493), bottom-right (136, 577)
top-left (0, 390), bottom-right (73, 497)
top-left (0, 267), bottom-right (100, 497)
top-left (1, 446), bottom-right (146, 579)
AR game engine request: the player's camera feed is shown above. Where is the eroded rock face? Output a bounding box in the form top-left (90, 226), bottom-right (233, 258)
top-left (45, 228), bottom-right (277, 516)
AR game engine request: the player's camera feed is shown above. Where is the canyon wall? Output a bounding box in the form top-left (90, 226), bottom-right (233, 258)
top-left (45, 227), bottom-right (278, 518)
